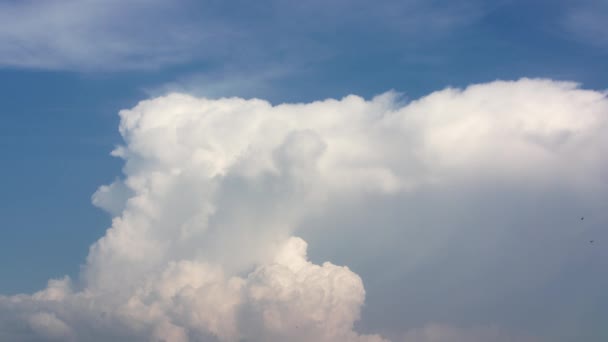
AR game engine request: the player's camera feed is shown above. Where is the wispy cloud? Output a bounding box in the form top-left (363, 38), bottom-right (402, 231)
top-left (144, 65), bottom-right (295, 100)
top-left (0, 0), bottom-right (222, 70)
top-left (562, 0), bottom-right (608, 50)
top-left (0, 0), bottom-right (487, 71)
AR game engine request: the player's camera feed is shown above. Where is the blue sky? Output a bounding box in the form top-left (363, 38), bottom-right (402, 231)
top-left (1, 1), bottom-right (607, 341)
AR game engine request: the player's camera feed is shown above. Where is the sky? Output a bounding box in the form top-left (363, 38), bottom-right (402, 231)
top-left (0, 0), bottom-right (607, 341)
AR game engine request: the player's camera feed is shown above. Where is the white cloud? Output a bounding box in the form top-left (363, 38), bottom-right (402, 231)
top-left (0, 239), bottom-right (383, 342)
top-left (0, 0), bottom-right (486, 71)
top-left (1, 78), bottom-right (608, 341)
top-left (0, 0), bottom-right (210, 70)
top-left (27, 312), bottom-right (74, 341)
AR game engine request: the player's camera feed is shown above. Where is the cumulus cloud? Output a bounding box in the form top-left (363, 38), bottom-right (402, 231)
top-left (0, 239), bottom-right (382, 341)
top-left (1, 78), bottom-right (608, 341)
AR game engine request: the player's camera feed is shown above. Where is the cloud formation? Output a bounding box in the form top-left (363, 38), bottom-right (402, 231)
top-left (0, 0), bottom-right (483, 71)
top-left (1, 78), bottom-right (607, 341)
top-left (0, 0), bottom-right (214, 70)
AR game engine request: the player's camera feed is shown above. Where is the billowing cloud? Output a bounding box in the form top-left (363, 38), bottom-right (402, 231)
top-left (0, 238), bottom-right (382, 342)
top-left (1, 78), bottom-right (607, 341)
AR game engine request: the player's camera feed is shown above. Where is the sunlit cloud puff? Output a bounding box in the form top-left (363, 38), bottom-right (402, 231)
top-left (1, 79), bottom-right (607, 341)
